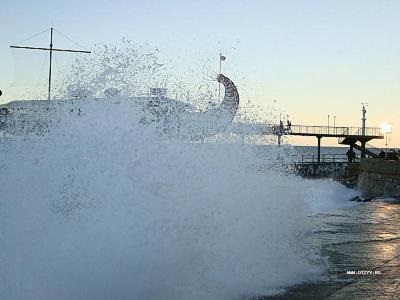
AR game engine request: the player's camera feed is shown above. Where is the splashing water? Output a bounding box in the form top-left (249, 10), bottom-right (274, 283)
top-left (53, 40), bottom-right (220, 111)
top-left (0, 45), bottom-right (358, 300)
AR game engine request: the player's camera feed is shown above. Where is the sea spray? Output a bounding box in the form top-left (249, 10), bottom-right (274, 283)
top-left (53, 40), bottom-right (220, 112)
top-left (1, 43), bottom-right (359, 299)
top-left (0, 99), bottom-right (359, 300)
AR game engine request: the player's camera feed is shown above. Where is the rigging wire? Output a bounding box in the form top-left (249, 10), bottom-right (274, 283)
top-left (30, 52), bottom-right (47, 99)
top-left (11, 28), bottom-right (50, 46)
top-left (35, 51), bottom-right (47, 89)
top-left (54, 28), bottom-right (90, 51)
top-left (53, 52), bottom-right (63, 92)
top-left (202, 59), bottom-right (218, 82)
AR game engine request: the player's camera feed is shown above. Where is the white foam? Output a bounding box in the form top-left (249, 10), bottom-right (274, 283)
top-left (0, 99), bottom-right (361, 299)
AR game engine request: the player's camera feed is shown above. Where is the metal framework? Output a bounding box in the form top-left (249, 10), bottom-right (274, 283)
top-left (10, 28), bottom-right (91, 100)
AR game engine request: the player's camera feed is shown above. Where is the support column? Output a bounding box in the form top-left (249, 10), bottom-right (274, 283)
top-left (348, 144), bottom-right (354, 162)
top-left (317, 136), bottom-right (322, 163)
top-left (361, 140), bottom-right (366, 158)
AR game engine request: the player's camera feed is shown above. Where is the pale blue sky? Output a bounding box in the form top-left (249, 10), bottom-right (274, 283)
top-left (1, 0), bottom-right (399, 146)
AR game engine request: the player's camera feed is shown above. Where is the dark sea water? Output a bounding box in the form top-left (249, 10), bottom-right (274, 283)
top-left (265, 199), bottom-right (400, 299)
top-left (293, 146), bottom-right (349, 155)
top-left (264, 145), bottom-right (400, 298)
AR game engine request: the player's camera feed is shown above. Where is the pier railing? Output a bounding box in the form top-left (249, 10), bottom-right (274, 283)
top-left (289, 125), bottom-right (382, 137)
top-left (295, 153), bottom-right (360, 164)
top-left (289, 125), bottom-right (348, 135)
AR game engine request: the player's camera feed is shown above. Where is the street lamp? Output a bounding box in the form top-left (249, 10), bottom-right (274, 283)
top-left (380, 122), bottom-right (392, 148)
top-left (361, 103), bottom-right (368, 136)
top-left (328, 115), bottom-right (330, 133)
top-left (334, 115), bottom-right (336, 134)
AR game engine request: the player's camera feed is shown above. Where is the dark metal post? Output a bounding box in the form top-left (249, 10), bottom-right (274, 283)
top-left (361, 141), bottom-right (366, 158)
top-left (48, 27), bottom-right (53, 100)
top-left (317, 136), bottom-right (321, 163)
top-left (348, 144), bottom-right (353, 162)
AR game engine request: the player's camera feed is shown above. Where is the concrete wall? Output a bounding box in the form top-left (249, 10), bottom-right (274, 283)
top-left (357, 159), bottom-right (400, 198)
top-left (294, 162), bottom-right (356, 179)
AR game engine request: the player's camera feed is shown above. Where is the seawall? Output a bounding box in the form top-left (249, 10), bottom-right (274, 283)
top-left (357, 159), bottom-right (400, 198)
top-left (294, 162), bottom-right (359, 181)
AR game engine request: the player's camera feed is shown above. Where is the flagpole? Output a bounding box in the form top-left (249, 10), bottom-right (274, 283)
top-left (218, 53), bottom-right (222, 101)
top-left (48, 27), bottom-right (53, 100)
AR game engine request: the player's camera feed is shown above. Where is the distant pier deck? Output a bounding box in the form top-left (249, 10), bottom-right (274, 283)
top-left (269, 124), bottom-right (384, 162)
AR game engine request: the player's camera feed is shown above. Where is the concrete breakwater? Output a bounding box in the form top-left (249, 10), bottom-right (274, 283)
top-left (357, 159), bottom-right (400, 198)
top-left (294, 162), bottom-right (359, 180)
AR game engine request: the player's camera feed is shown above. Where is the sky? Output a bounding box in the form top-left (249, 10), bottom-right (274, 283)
top-left (1, 0), bottom-right (399, 147)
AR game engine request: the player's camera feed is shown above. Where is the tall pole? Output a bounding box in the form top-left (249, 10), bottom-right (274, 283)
top-left (361, 104), bottom-right (367, 136)
top-left (328, 115), bottom-right (330, 133)
top-left (334, 115), bottom-right (336, 134)
top-left (48, 27), bottom-right (54, 100)
top-left (386, 132), bottom-right (388, 148)
top-left (317, 136), bottom-right (321, 163)
top-left (218, 53), bottom-right (222, 101)
top-left (360, 103), bottom-right (367, 158)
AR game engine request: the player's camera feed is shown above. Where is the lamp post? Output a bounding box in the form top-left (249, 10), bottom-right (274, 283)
top-left (334, 115), bottom-right (336, 134)
top-left (328, 115), bottom-right (330, 133)
top-left (361, 103), bottom-right (368, 136)
top-left (380, 122), bottom-right (392, 149)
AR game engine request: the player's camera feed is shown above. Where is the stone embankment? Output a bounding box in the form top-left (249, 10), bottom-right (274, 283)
top-left (357, 159), bottom-right (400, 198)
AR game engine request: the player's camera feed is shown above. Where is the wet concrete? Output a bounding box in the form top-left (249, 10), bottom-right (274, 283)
top-left (262, 201), bottom-right (400, 299)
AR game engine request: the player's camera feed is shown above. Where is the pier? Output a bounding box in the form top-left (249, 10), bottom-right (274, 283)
top-left (280, 124), bottom-right (383, 161)
top-left (269, 105), bottom-right (384, 162)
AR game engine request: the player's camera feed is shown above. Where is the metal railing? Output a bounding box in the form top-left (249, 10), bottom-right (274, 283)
top-left (366, 142), bottom-right (379, 151)
top-left (289, 125), bottom-right (348, 135)
top-left (288, 125), bottom-right (382, 137)
top-left (295, 153), bottom-right (360, 164)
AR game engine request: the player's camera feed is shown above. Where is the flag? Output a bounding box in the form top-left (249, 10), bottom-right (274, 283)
top-left (220, 54), bottom-right (226, 61)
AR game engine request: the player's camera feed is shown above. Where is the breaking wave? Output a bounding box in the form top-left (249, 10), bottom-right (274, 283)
top-left (0, 44), bottom-right (358, 299)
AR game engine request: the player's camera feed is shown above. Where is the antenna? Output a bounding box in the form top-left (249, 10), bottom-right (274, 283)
top-left (10, 27), bottom-right (91, 100)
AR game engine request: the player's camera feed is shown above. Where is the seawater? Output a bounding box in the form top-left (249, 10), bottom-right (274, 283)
top-left (265, 199), bottom-right (400, 299)
top-left (0, 99), bottom-right (361, 300)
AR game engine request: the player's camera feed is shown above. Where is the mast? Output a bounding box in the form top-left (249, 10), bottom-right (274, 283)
top-left (48, 27), bottom-right (54, 100)
top-left (10, 28), bottom-right (91, 100)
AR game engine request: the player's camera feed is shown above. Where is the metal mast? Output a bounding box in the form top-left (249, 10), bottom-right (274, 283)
top-left (10, 28), bottom-right (91, 100)
top-left (48, 27), bottom-right (53, 101)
